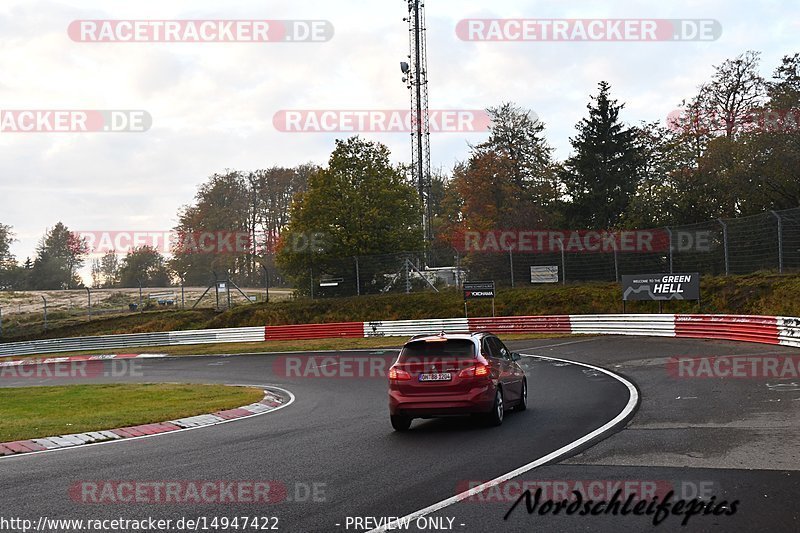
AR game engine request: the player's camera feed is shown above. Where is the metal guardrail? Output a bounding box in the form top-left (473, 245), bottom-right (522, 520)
top-left (1, 315), bottom-right (798, 358)
top-left (364, 318), bottom-right (470, 338)
top-left (0, 327), bottom-right (265, 357)
top-left (168, 327), bottom-right (265, 346)
top-left (265, 322), bottom-right (364, 341)
top-left (570, 314), bottom-right (677, 337)
top-left (675, 314), bottom-right (782, 345)
top-left (778, 317), bottom-right (800, 348)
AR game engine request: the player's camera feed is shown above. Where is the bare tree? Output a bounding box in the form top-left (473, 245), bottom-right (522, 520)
top-left (698, 51), bottom-right (766, 138)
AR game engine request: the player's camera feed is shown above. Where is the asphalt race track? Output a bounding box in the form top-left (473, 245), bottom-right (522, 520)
top-left (1, 336), bottom-right (798, 533)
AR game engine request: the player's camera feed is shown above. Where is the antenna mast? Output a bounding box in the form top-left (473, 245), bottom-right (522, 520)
top-left (402, 0), bottom-right (433, 262)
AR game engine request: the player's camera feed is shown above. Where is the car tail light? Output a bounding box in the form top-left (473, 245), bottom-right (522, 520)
top-left (474, 364), bottom-right (490, 377)
top-left (389, 367), bottom-right (411, 381)
top-left (458, 364), bottom-right (490, 378)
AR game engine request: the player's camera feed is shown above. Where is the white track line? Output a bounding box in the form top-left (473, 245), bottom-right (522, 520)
top-left (0, 385), bottom-right (295, 462)
top-left (367, 354), bottom-right (639, 533)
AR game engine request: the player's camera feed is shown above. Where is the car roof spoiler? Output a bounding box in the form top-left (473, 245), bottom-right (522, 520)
top-left (407, 331), bottom-right (489, 341)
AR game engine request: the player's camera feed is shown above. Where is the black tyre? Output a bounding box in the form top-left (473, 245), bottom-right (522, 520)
top-left (514, 380), bottom-right (528, 412)
top-left (391, 415), bottom-right (412, 432)
top-left (486, 388), bottom-right (504, 426)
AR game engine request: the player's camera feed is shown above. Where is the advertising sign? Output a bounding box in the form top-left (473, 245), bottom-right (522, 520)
top-left (622, 273), bottom-right (701, 301)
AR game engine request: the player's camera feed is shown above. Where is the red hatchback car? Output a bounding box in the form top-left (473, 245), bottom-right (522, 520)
top-left (388, 332), bottom-right (528, 431)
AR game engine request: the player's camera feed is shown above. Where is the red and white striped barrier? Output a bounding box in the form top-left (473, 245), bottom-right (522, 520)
top-left (265, 322), bottom-right (364, 341)
top-left (265, 314), bottom-right (800, 349)
top-left (675, 315), bottom-right (781, 345)
top-left (778, 317), bottom-right (800, 347)
top-left (2, 314), bottom-right (798, 359)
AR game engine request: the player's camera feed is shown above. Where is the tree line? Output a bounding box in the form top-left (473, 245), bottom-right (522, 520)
top-left (441, 50), bottom-right (799, 237)
top-left (1, 50), bottom-right (797, 291)
top-left (0, 165), bottom-right (313, 290)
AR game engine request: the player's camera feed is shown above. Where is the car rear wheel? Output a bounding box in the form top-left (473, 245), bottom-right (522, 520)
top-left (391, 415), bottom-right (412, 432)
top-left (486, 388), bottom-right (504, 426)
top-left (514, 380), bottom-right (527, 412)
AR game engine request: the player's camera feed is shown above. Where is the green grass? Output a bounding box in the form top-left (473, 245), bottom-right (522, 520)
top-left (0, 384), bottom-right (265, 442)
top-left (3, 272), bottom-right (800, 344)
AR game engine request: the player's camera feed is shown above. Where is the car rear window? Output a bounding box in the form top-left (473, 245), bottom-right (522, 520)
top-left (398, 339), bottom-right (476, 362)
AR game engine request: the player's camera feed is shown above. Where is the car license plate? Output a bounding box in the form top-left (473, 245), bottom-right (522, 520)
top-left (419, 373), bottom-right (452, 382)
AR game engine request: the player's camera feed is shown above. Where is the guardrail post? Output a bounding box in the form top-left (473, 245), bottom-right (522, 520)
top-left (557, 238), bottom-right (566, 285)
top-left (771, 210), bottom-right (784, 273)
top-left (355, 257), bottom-right (361, 296)
top-left (86, 287), bottom-right (92, 317)
top-left (509, 249), bottom-right (515, 288)
top-left (455, 252), bottom-right (462, 288)
top-left (405, 259), bottom-right (411, 294)
top-left (665, 227), bottom-right (674, 274)
top-left (718, 219), bottom-right (730, 276)
top-left (41, 295), bottom-right (48, 332)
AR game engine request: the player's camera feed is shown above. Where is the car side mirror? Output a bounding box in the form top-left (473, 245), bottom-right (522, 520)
top-left (511, 352), bottom-right (521, 362)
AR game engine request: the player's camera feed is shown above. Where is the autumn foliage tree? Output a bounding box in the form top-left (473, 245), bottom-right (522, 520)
top-left (118, 246), bottom-right (171, 288)
top-left (276, 136), bottom-right (422, 294)
top-left (169, 166), bottom-right (311, 286)
top-left (440, 103), bottom-right (560, 240)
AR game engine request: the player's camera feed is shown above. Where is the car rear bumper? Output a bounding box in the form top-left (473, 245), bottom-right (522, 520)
top-left (389, 384), bottom-right (495, 417)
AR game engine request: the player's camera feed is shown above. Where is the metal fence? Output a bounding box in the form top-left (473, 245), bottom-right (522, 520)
top-left (1, 207), bottom-right (798, 336)
top-left (301, 207), bottom-right (800, 297)
top-left (0, 286), bottom-right (272, 339)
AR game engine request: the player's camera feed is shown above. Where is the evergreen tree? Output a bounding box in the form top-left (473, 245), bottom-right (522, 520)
top-left (29, 222), bottom-right (87, 289)
top-left (562, 81), bottom-right (642, 228)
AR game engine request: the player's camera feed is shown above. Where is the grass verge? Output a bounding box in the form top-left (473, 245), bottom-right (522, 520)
top-left (3, 272), bottom-right (800, 343)
top-left (0, 384), bottom-right (265, 442)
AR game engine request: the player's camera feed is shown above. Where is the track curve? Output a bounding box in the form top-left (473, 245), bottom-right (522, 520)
top-left (1, 336), bottom-right (797, 532)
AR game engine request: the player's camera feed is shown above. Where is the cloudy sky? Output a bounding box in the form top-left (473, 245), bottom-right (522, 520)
top-left (1, 0), bottom-right (798, 273)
